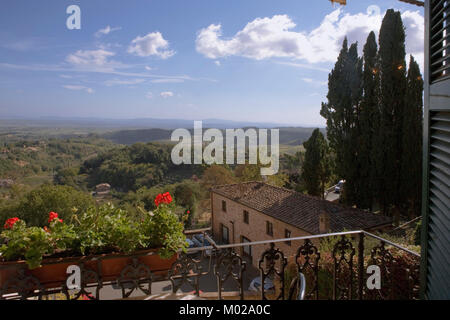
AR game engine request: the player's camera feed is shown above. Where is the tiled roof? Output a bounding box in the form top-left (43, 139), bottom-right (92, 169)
top-left (211, 182), bottom-right (392, 234)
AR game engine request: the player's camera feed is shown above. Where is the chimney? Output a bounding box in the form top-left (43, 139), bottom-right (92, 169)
top-left (319, 212), bottom-right (330, 234)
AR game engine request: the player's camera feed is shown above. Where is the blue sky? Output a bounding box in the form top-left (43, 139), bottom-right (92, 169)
top-left (0, 0), bottom-right (424, 126)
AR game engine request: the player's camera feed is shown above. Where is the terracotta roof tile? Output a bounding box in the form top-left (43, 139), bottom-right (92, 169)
top-left (211, 182), bottom-right (392, 234)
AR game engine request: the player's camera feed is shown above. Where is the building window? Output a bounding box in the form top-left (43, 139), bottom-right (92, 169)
top-left (243, 210), bottom-right (249, 224)
top-left (285, 229), bottom-right (291, 246)
top-left (266, 221), bottom-right (273, 236)
top-left (221, 224), bottom-right (229, 244)
top-left (242, 236), bottom-right (252, 257)
top-left (222, 200), bottom-right (227, 212)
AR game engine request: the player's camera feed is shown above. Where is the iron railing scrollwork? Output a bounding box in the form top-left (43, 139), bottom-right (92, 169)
top-left (214, 248), bottom-right (246, 300)
top-left (295, 239), bottom-right (320, 300)
top-left (332, 235), bottom-right (356, 300)
top-left (168, 252), bottom-right (204, 296)
top-left (258, 243), bottom-right (287, 300)
top-left (117, 258), bottom-right (152, 298)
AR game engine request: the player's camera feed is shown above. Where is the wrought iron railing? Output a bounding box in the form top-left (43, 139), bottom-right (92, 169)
top-left (0, 230), bottom-right (420, 300)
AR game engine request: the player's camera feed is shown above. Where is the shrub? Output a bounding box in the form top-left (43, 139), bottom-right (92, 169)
top-left (14, 184), bottom-right (94, 227)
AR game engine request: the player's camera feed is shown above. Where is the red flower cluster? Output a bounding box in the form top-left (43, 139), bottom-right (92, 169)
top-left (186, 210), bottom-right (190, 214)
top-left (4, 217), bottom-right (19, 229)
top-left (48, 212), bottom-right (63, 224)
top-left (154, 192), bottom-right (173, 207)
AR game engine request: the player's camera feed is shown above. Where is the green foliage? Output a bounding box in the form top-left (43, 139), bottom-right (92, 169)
top-left (53, 167), bottom-right (87, 190)
top-left (320, 38), bottom-right (363, 205)
top-left (0, 220), bottom-right (53, 269)
top-left (12, 184), bottom-right (94, 227)
top-left (377, 9), bottom-right (408, 217)
top-left (400, 56), bottom-right (423, 218)
top-left (174, 182), bottom-right (201, 229)
top-left (302, 129), bottom-right (332, 197)
top-left (80, 142), bottom-right (192, 192)
top-left (358, 31), bottom-right (379, 210)
top-left (72, 204), bottom-right (146, 255)
top-left (140, 202), bottom-right (187, 259)
top-left (200, 164), bottom-right (236, 190)
top-left (0, 137), bottom-right (116, 180)
top-left (0, 193), bottom-right (188, 268)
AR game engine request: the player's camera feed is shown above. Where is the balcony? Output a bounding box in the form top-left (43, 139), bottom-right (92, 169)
top-left (0, 229), bottom-right (420, 300)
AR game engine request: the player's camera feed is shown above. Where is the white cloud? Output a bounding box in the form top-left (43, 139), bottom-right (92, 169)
top-left (128, 32), bottom-right (175, 59)
top-left (401, 10), bottom-right (425, 71)
top-left (151, 78), bottom-right (184, 83)
top-left (160, 91), bottom-right (174, 98)
top-left (302, 78), bottom-right (327, 86)
top-left (276, 61), bottom-right (330, 72)
top-left (66, 49), bottom-right (118, 69)
top-left (146, 91), bottom-right (153, 99)
top-left (214, 60), bottom-right (221, 66)
top-left (104, 78), bottom-right (146, 86)
top-left (145, 66), bottom-right (153, 71)
top-left (196, 5), bottom-right (424, 69)
top-left (62, 85), bottom-right (94, 93)
top-left (0, 62), bottom-right (199, 82)
top-left (95, 26), bottom-right (122, 38)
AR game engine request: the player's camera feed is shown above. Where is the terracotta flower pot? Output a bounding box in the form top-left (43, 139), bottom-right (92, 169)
top-left (0, 249), bottom-right (178, 295)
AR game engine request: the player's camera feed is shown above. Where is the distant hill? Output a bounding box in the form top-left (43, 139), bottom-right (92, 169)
top-left (102, 128), bottom-right (173, 145)
top-left (0, 117), bottom-right (326, 147)
top-left (102, 127), bottom-right (326, 146)
top-left (0, 117), bottom-right (296, 130)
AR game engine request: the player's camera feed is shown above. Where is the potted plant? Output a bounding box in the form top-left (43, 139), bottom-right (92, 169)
top-left (0, 192), bottom-right (187, 293)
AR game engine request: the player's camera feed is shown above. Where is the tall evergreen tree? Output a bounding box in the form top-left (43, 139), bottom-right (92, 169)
top-left (377, 9), bottom-right (407, 217)
top-left (400, 56), bottom-right (423, 218)
top-left (302, 128), bottom-right (331, 198)
top-left (358, 31), bottom-right (379, 210)
top-left (320, 39), bottom-right (362, 205)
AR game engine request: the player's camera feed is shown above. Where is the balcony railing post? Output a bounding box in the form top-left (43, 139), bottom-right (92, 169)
top-left (358, 232), bottom-right (364, 300)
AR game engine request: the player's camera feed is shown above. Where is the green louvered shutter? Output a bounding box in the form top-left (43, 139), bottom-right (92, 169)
top-left (420, 0), bottom-right (450, 299)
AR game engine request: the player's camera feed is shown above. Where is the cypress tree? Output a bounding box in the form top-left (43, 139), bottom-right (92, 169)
top-left (358, 31), bottom-right (378, 210)
top-left (400, 56), bottom-right (423, 218)
top-left (321, 38), bottom-right (348, 182)
top-left (377, 9), bottom-right (407, 217)
top-left (302, 128), bottom-right (331, 198)
top-left (321, 39), bottom-right (362, 205)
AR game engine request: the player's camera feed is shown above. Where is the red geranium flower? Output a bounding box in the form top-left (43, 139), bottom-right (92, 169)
top-left (154, 192), bottom-right (173, 207)
top-left (48, 212), bottom-right (63, 224)
top-left (4, 217), bottom-right (19, 229)
top-left (186, 210), bottom-right (190, 214)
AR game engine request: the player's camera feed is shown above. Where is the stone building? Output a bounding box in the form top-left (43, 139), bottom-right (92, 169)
top-left (211, 182), bottom-right (392, 266)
